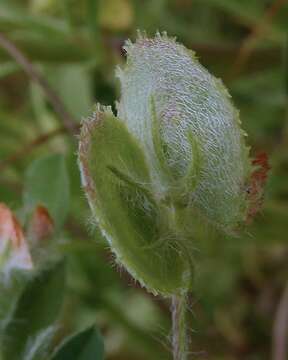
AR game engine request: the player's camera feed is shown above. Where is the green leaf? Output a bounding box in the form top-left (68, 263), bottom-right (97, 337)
top-left (22, 326), bottom-right (56, 360)
top-left (46, 65), bottom-right (93, 119)
top-left (1, 261), bottom-right (66, 360)
top-left (78, 109), bottom-right (192, 295)
top-left (0, 274), bottom-right (28, 335)
top-left (24, 154), bottom-right (70, 230)
top-left (0, 34), bottom-right (92, 63)
top-left (0, 3), bottom-right (69, 37)
top-left (86, 0), bottom-right (100, 42)
top-left (51, 326), bottom-right (104, 360)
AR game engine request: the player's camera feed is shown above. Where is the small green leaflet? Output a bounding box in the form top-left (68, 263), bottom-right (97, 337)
top-left (51, 326), bottom-right (104, 360)
top-left (1, 261), bottom-right (66, 360)
top-left (23, 154), bottom-right (70, 230)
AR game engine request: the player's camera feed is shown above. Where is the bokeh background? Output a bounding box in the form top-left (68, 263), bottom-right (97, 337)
top-left (0, 0), bottom-right (288, 359)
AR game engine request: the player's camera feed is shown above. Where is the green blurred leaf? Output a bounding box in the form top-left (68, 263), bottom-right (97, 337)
top-left (201, 0), bottom-right (286, 41)
top-left (24, 154), bottom-right (70, 230)
top-left (51, 326), bottom-right (104, 360)
top-left (0, 3), bottom-right (69, 37)
top-left (0, 275), bottom-right (28, 335)
top-left (22, 326), bottom-right (56, 360)
top-left (46, 65), bottom-right (93, 119)
top-left (86, 0), bottom-right (100, 41)
top-left (0, 33), bottom-right (92, 63)
top-left (1, 261), bottom-right (66, 360)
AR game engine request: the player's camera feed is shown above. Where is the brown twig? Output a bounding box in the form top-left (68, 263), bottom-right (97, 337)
top-left (272, 281), bottom-right (288, 360)
top-left (229, 0), bottom-right (287, 79)
top-left (0, 125), bottom-right (79, 170)
top-left (0, 32), bottom-right (77, 135)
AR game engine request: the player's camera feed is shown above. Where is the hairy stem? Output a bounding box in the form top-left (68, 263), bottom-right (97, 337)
top-left (171, 293), bottom-right (189, 360)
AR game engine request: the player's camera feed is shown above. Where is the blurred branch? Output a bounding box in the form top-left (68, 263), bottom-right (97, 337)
top-left (272, 280), bottom-right (288, 360)
top-left (0, 177), bottom-right (21, 194)
top-left (0, 125), bottom-right (79, 171)
top-left (283, 33), bottom-right (288, 145)
top-left (0, 32), bottom-right (77, 135)
top-left (229, 0), bottom-right (287, 78)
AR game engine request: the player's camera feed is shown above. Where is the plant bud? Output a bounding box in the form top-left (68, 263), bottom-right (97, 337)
top-left (79, 33), bottom-right (261, 296)
top-left (116, 31), bottom-right (251, 231)
top-left (0, 203), bottom-right (33, 279)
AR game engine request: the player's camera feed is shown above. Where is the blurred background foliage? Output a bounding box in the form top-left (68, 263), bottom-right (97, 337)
top-left (0, 0), bottom-right (287, 359)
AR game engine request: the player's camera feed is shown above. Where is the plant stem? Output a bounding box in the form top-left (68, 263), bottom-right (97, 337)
top-left (171, 293), bottom-right (189, 360)
top-left (0, 32), bottom-right (77, 135)
top-left (272, 280), bottom-right (288, 360)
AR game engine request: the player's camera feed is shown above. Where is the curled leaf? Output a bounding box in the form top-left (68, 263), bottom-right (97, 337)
top-left (79, 108), bottom-right (192, 295)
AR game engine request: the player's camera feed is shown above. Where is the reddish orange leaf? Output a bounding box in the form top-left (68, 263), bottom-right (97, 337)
top-left (0, 203), bottom-right (33, 270)
top-left (246, 152), bottom-right (270, 222)
top-left (29, 205), bottom-right (54, 242)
